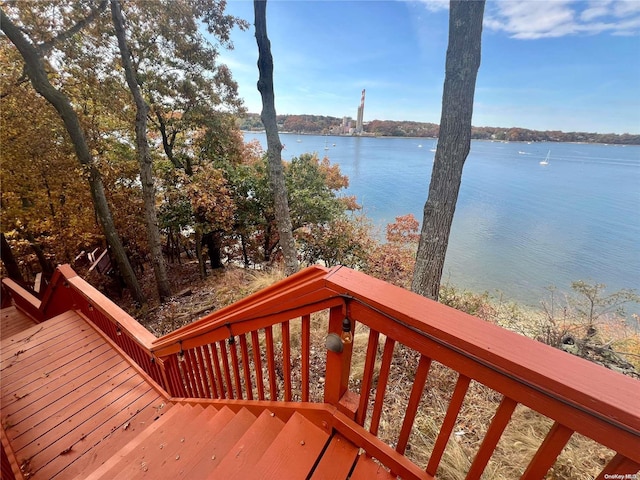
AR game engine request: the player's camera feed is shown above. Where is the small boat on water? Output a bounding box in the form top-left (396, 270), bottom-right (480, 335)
top-left (540, 150), bottom-right (550, 165)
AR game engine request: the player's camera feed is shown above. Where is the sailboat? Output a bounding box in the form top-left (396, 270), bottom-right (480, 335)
top-left (540, 150), bottom-right (550, 165)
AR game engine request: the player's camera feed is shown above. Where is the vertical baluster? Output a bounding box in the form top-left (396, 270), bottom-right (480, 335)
top-left (396, 355), bottom-right (432, 455)
top-left (356, 329), bottom-right (380, 426)
top-left (202, 344), bottom-right (219, 398)
top-left (210, 342), bottom-right (226, 399)
top-left (427, 374), bottom-right (471, 476)
top-left (251, 330), bottom-right (265, 400)
top-left (229, 338), bottom-right (244, 399)
top-left (239, 334), bottom-right (253, 400)
top-left (177, 353), bottom-right (195, 397)
top-left (301, 314), bottom-right (311, 402)
top-left (521, 422), bottom-right (574, 479)
top-left (466, 396), bottom-right (518, 479)
top-left (185, 349), bottom-right (204, 397)
top-left (219, 340), bottom-right (234, 399)
top-left (194, 346), bottom-right (212, 397)
top-left (167, 355), bottom-right (187, 397)
top-left (129, 339), bottom-right (144, 367)
top-left (369, 337), bottom-right (396, 436)
top-left (282, 321), bottom-right (292, 401)
top-left (265, 326), bottom-right (278, 400)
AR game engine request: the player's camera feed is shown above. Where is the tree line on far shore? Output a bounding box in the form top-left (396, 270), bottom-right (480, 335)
top-left (240, 113), bottom-right (640, 145)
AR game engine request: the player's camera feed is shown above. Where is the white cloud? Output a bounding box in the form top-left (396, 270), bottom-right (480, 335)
top-left (484, 0), bottom-right (640, 39)
top-left (416, 0), bottom-right (449, 12)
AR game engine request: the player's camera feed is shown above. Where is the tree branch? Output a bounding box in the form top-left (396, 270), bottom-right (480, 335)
top-left (37, 0), bottom-right (108, 56)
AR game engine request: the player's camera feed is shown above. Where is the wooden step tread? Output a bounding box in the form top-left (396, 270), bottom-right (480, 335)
top-left (311, 433), bottom-right (359, 480)
top-left (209, 409), bottom-right (285, 479)
top-left (80, 404), bottom-right (186, 480)
top-left (241, 411), bottom-right (331, 480)
top-left (350, 454), bottom-right (398, 480)
top-left (183, 407), bottom-right (258, 478)
top-left (127, 405), bottom-right (222, 479)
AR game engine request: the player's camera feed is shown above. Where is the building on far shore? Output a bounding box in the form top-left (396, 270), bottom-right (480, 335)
top-left (356, 89), bottom-right (365, 135)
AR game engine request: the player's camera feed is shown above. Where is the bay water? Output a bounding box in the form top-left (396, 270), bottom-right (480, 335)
top-left (243, 132), bottom-right (640, 312)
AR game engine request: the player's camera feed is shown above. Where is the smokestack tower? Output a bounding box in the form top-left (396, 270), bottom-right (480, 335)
top-left (356, 89), bottom-right (365, 134)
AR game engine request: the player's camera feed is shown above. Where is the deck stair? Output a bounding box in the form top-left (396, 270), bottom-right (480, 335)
top-left (0, 303), bottom-right (380, 479)
top-left (2, 265), bottom-right (639, 479)
top-left (85, 406), bottom-right (337, 480)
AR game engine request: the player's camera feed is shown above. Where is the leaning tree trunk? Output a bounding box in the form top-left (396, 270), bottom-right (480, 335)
top-left (111, 0), bottom-right (171, 301)
top-left (0, 233), bottom-right (25, 285)
top-left (254, 0), bottom-right (299, 275)
top-left (0, 8), bottom-right (145, 305)
top-left (411, 0), bottom-right (485, 300)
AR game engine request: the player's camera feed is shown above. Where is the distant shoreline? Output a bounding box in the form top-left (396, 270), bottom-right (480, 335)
top-left (243, 130), bottom-right (640, 147)
top-left (239, 113), bottom-right (640, 145)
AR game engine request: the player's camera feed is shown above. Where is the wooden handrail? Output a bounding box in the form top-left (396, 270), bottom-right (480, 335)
top-left (324, 269), bottom-right (640, 453)
top-left (151, 264), bottom-right (333, 351)
top-left (1, 278), bottom-right (43, 322)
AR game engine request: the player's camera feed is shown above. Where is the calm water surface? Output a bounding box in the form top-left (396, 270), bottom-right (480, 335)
top-left (243, 132), bottom-right (640, 309)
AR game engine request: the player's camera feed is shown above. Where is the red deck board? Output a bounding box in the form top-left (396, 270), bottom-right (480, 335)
top-left (128, 406), bottom-right (226, 479)
top-left (1, 345), bottom-right (117, 410)
top-left (350, 454), bottom-right (397, 480)
top-left (1, 310), bottom-right (79, 357)
top-left (132, 408), bottom-right (218, 479)
top-left (311, 433), bottom-right (360, 480)
top-left (1, 305), bottom-right (38, 340)
top-left (9, 367), bottom-right (140, 451)
top-left (245, 411), bottom-right (330, 480)
top-left (170, 407), bottom-right (257, 478)
top-left (37, 387), bottom-right (168, 480)
top-left (2, 350), bottom-right (123, 439)
top-left (208, 409), bottom-right (285, 479)
top-left (1, 325), bottom-right (98, 380)
top-left (0, 310), bottom-right (169, 480)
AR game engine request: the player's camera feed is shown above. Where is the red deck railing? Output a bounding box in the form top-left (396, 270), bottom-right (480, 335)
top-left (3, 265), bottom-right (639, 479)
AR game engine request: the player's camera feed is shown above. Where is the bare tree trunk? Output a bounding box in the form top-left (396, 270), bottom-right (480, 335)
top-left (0, 233), bottom-right (25, 284)
top-left (24, 231), bottom-right (55, 279)
top-left (194, 228), bottom-right (207, 279)
top-left (412, 0), bottom-right (485, 300)
top-left (1, 7), bottom-right (146, 305)
top-left (254, 0), bottom-right (299, 275)
top-left (111, 0), bottom-right (171, 301)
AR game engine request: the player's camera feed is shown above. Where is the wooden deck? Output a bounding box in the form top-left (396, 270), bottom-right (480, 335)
top-left (0, 306), bottom-right (381, 479)
top-left (0, 309), bottom-right (170, 479)
top-left (1, 306), bottom-right (37, 341)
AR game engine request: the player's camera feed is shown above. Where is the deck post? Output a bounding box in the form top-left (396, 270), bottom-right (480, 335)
top-left (324, 305), bottom-right (354, 406)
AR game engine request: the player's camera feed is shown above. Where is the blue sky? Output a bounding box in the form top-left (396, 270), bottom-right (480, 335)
top-left (218, 0), bottom-right (640, 134)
